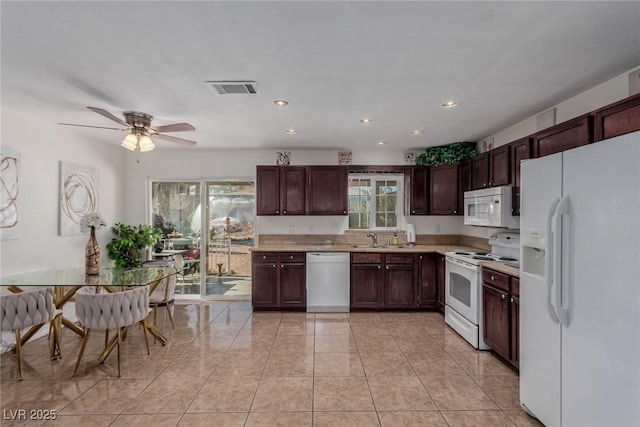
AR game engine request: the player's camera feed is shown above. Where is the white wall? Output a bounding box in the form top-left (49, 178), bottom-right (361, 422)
top-left (0, 108), bottom-right (125, 276)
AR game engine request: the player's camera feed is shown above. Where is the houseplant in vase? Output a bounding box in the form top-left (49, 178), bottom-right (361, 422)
top-left (80, 212), bottom-right (107, 280)
top-left (106, 223), bottom-right (162, 269)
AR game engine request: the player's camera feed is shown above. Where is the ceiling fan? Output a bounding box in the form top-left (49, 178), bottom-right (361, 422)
top-left (59, 107), bottom-right (197, 152)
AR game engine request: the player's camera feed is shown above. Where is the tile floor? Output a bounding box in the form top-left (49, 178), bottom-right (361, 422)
top-left (0, 302), bottom-right (544, 426)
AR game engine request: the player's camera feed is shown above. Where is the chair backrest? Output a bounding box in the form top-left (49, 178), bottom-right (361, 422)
top-left (1, 287), bottom-right (56, 331)
top-left (149, 274), bottom-right (176, 303)
top-left (173, 254), bottom-right (185, 270)
top-left (75, 286), bottom-right (150, 329)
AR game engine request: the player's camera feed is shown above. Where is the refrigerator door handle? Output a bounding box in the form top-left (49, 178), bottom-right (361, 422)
top-left (553, 196), bottom-right (571, 326)
top-left (545, 196), bottom-right (561, 323)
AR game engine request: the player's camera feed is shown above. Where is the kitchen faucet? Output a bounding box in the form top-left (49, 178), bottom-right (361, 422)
top-left (366, 232), bottom-right (378, 246)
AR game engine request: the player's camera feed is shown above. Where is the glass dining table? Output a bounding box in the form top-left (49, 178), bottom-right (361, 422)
top-left (1, 266), bottom-right (180, 362)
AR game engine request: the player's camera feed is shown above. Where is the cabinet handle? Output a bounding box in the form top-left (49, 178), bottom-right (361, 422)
top-left (276, 210), bottom-right (280, 214)
top-left (378, 266), bottom-right (381, 269)
top-left (491, 275), bottom-right (495, 280)
top-left (281, 265), bottom-right (285, 268)
top-left (453, 210), bottom-right (457, 214)
top-left (501, 294), bottom-right (506, 299)
top-left (272, 264), bottom-right (276, 268)
top-left (343, 210), bottom-right (347, 214)
top-left (283, 210), bottom-right (287, 214)
top-left (290, 255), bottom-right (294, 259)
top-left (412, 210), bottom-right (415, 213)
top-left (419, 255), bottom-right (423, 259)
top-left (386, 266), bottom-right (389, 269)
top-left (510, 297), bottom-right (514, 303)
top-left (263, 255), bottom-right (267, 260)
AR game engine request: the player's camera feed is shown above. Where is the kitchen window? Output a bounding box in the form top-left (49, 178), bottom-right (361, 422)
top-left (348, 174), bottom-right (403, 230)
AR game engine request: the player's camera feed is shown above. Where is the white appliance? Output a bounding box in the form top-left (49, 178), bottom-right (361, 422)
top-left (464, 185), bottom-right (519, 229)
top-left (444, 232), bottom-right (520, 349)
top-left (519, 131), bottom-right (640, 427)
top-left (306, 252), bottom-right (350, 312)
top-left (406, 223), bottom-right (416, 245)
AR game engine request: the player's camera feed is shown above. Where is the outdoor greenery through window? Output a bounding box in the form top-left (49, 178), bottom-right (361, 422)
top-left (348, 174), bottom-right (402, 229)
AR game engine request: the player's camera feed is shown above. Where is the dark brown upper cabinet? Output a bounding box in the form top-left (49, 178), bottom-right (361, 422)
top-left (593, 92), bottom-right (640, 142)
top-left (471, 144), bottom-right (510, 190)
top-left (306, 166), bottom-right (348, 215)
top-left (256, 166), bottom-right (306, 216)
top-left (533, 114), bottom-right (593, 158)
top-left (406, 166), bottom-right (430, 215)
top-left (509, 137), bottom-right (532, 216)
top-left (457, 159), bottom-right (471, 216)
top-left (430, 164), bottom-right (459, 215)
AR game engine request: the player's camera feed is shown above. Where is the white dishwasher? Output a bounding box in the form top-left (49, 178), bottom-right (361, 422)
top-left (306, 252), bottom-right (350, 312)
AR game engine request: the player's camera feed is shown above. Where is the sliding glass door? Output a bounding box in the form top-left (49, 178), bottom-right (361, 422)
top-left (150, 179), bottom-right (254, 299)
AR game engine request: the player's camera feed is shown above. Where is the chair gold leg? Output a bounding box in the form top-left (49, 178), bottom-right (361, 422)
top-left (116, 328), bottom-right (122, 378)
top-left (152, 306), bottom-right (158, 344)
top-left (166, 303), bottom-right (175, 329)
top-left (140, 321), bottom-right (150, 355)
top-left (73, 328), bottom-right (91, 376)
top-left (14, 330), bottom-right (23, 381)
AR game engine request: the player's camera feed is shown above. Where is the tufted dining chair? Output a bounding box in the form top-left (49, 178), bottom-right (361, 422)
top-left (0, 287), bottom-right (58, 380)
top-left (73, 286), bottom-right (150, 377)
top-left (149, 274), bottom-right (176, 330)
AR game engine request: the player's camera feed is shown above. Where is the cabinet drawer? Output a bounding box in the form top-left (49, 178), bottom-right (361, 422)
top-left (252, 252), bottom-right (278, 263)
top-left (384, 254), bottom-right (414, 264)
top-left (511, 277), bottom-right (520, 297)
top-left (352, 253), bottom-right (382, 264)
top-left (279, 253), bottom-right (305, 263)
top-left (483, 268), bottom-right (510, 292)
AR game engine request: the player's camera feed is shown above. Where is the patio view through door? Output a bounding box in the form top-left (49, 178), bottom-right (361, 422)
top-left (151, 180), bottom-right (254, 299)
top-left (203, 181), bottom-right (254, 299)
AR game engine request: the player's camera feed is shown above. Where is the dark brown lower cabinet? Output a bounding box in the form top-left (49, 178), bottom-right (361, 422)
top-left (384, 254), bottom-right (415, 308)
top-left (351, 262), bottom-right (383, 309)
top-left (252, 252), bottom-right (306, 309)
top-left (482, 268), bottom-right (519, 368)
top-left (482, 284), bottom-right (510, 359)
top-left (416, 254), bottom-right (437, 308)
top-left (436, 254), bottom-right (446, 313)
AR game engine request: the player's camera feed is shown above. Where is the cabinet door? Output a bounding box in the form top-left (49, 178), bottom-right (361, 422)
top-left (510, 294), bottom-right (520, 368)
top-left (436, 254), bottom-right (446, 313)
top-left (430, 164), bottom-right (458, 215)
top-left (489, 145), bottom-right (510, 187)
top-left (482, 284), bottom-right (510, 361)
top-left (256, 166), bottom-right (281, 215)
top-left (350, 264), bottom-right (383, 308)
top-left (307, 166), bottom-right (348, 215)
top-left (471, 152), bottom-right (490, 189)
top-left (385, 263), bottom-right (415, 308)
top-left (416, 254), bottom-right (436, 307)
top-left (281, 166), bottom-right (306, 215)
top-left (252, 262), bottom-right (278, 307)
top-left (280, 262), bottom-right (306, 307)
top-left (533, 114), bottom-right (593, 158)
top-left (407, 167), bottom-right (429, 215)
top-left (509, 137), bottom-right (532, 216)
top-left (457, 160), bottom-right (471, 216)
top-left (594, 93), bottom-right (640, 141)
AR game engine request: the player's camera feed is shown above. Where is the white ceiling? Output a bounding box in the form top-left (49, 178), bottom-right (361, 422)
top-left (2, 1), bottom-right (639, 152)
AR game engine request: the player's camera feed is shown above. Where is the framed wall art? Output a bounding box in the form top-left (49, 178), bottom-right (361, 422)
top-left (0, 147), bottom-right (21, 240)
top-left (59, 161), bottom-right (100, 236)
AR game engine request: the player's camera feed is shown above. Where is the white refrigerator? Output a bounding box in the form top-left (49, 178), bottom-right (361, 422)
top-left (519, 130), bottom-right (640, 427)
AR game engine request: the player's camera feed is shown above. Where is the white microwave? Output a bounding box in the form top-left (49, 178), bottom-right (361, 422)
top-left (463, 185), bottom-right (519, 229)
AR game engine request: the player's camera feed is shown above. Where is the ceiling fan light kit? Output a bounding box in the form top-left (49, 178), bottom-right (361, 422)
top-left (59, 107), bottom-right (197, 153)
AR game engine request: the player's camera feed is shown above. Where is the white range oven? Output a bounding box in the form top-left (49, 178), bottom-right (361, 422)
top-left (444, 232), bottom-right (520, 350)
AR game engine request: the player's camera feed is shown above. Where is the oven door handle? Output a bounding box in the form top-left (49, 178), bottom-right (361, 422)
top-left (546, 196), bottom-right (561, 324)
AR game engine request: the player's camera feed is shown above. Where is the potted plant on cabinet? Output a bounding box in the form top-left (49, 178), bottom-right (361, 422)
top-left (106, 223), bottom-right (162, 268)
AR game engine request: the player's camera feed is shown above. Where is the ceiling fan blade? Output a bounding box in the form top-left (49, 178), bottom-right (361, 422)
top-left (151, 123), bottom-right (195, 133)
top-left (58, 122), bottom-right (126, 131)
top-left (153, 133), bottom-right (197, 146)
top-left (87, 106), bottom-right (129, 126)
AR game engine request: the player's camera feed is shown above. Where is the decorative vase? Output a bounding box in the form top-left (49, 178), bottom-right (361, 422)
top-left (85, 226), bottom-right (100, 276)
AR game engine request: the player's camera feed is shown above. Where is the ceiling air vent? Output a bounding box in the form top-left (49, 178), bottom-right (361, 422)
top-left (206, 81), bottom-right (260, 95)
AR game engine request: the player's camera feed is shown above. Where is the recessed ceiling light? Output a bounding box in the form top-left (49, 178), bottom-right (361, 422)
top-left (285, 129), bottom-right (297, 134)
top-left (410, 130), bottom-right (424, 136)
top-left (273, 99), bottom-right (289, 107)
top-left (442, 101), bottom-right (459, 108)
top-left (377, 141), bottom-right (386, 145)
top-left (360, 117), bottom-right (374, 124)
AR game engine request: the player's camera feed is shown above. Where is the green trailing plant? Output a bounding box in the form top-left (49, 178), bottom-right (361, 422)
top-left (415, 141), bottom-right (477, 166)
top-left (106, 223), bottom-right (162, 268)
